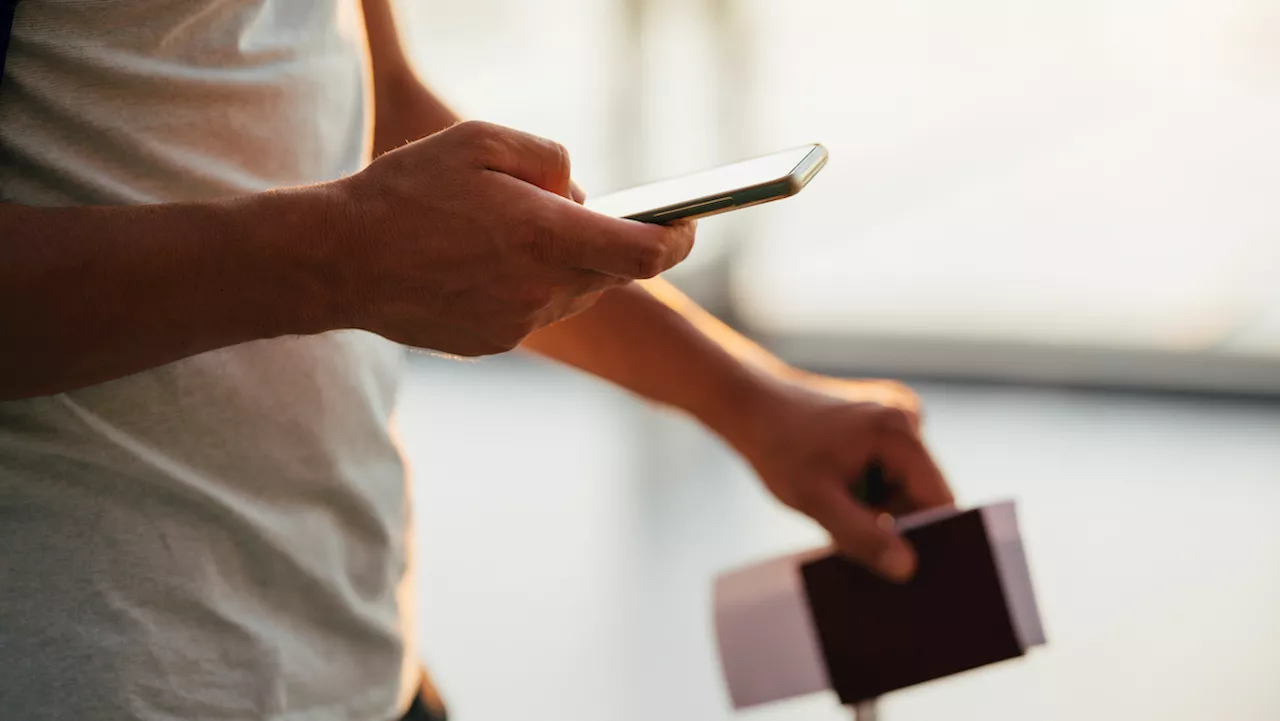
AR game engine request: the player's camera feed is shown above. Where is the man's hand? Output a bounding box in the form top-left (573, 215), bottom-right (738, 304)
top-left (726, 374), bottom-right (954, 582)
top-left (325, 120), bottom-right (695, 356)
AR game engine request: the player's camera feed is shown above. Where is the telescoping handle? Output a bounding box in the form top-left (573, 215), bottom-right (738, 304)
top-left (852, 698), bottom-right (879, 721)
top-left (849, 460), bottom-right (888, 721)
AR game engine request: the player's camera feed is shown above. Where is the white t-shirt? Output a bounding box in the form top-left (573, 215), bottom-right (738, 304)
top-left (0, 2), bottom-right (419, 719)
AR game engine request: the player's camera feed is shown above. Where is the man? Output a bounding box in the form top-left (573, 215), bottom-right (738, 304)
top-left (0, 1), bottom-right (952, 719)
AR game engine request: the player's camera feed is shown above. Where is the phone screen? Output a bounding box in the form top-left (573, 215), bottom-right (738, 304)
top-left (585, 146), bottom-right (819, 220)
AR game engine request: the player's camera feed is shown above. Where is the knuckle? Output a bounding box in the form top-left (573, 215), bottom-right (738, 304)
top-left (454, 119), bottom-right (494, 140)
top-left (883, 380), bottom-right (921, 406)
top-left (876, 379), bottom-right (921, 408)
top-left (632, 240), bottom-right (669, 278)
top-left (454, 120), bottom-right (502, 158)
top-left (546, 140), bottom-right (571, 177)
top-left (873, 405), bottom-right (914, 433)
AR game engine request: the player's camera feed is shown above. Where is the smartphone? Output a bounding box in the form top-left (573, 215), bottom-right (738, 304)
top-left (585, 144), bottom-right (828, 224)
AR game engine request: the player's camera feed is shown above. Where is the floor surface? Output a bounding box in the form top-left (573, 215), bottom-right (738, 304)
top-left (397, 354), bottom-right (1280, 721)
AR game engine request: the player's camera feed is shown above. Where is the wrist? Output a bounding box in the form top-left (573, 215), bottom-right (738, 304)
top-left (694, 362), bottom-right (796, 455)
top-left (230, 181), bottom-right (359, 338)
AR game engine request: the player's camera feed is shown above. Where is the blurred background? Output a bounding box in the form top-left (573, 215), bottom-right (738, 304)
top-left (392, 1), bottom-right (1280, 719)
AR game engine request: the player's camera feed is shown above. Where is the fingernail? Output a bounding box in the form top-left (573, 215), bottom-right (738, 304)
top-left (878, 543), bottom-right (916, 582)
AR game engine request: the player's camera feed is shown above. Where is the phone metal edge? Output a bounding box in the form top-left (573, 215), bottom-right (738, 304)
top-left (786, 144), bottom-right (828, 195)
top-left (627, 143), bottom-right (828, 224)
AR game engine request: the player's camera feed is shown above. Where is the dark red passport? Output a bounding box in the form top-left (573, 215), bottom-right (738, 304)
top-left (801, 503), bottom-right (1045, 704)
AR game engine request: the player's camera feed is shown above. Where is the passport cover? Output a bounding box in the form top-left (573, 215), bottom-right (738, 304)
top-left (800, 503), bottom-right (1044, 704)
top-left (713, 501), bottom-right (1044, 709)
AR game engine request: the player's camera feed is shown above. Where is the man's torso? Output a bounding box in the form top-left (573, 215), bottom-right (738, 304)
top-left (0, 2), bottom-right (417, 719)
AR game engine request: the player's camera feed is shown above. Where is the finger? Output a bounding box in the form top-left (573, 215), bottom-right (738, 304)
top-left (523, 193), bottom-right (698, 279)
top-left (868, 425), bottom-right (954, 513)
top-left (529, 270), bottom-right (628, 328)
top-left (801, 482), bottom-right (917, 582)
top-left (453, 120), bottom-right (575, 199)
top-left (560, 211), bottom-right (695, 278)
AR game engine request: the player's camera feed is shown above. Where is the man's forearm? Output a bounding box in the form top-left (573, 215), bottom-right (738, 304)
top-left (3, 0), bottom-right (456, 402)
top-left (521, 280), bottom-right (793, 444)
top-left (0, 190), bottom-right (340, 400)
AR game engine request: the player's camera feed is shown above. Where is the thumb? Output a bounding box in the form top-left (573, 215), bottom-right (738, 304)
top-left (804, 483), bottom-right (917, 582)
